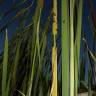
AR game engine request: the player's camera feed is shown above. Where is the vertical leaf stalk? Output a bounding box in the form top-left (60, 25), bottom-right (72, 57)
top-left (2, 29), bottom-right (8, 96)
top-left (61, 0), bottom-right (69, 96)
top-left (51, 0), bottom-right (58, 96)
top-left (69, 0), bottom-right (75, 96)
top-left (75, 0), bottom-right (83, 96)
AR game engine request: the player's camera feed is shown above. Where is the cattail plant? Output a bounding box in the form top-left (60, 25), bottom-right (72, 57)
top-left (2, 29), bottom-right (8, 96)
top-left (61, 0), bottom-right (70, 96)
top-left (0, 0), bottom-right (58, 96)
top-left (74, 0), bottom-right (83, 95)
top-left (62, 0), bottom-right (83, 96)
top-left (50, 0), bottom-right (58, 96)
top-left (69, 0), bottom-right (75, 96)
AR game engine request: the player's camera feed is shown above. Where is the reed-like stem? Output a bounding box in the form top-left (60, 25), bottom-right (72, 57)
top-left (69, 0), bottom-right (75, 96)
top-left (51, 0), bottom-right (58, 96)
top-left (62, 0), bottom-right (83, 96)
top-left (61, 0), bottom-right (69, 96)
top-left (75, 0), bottom-right (83, 95)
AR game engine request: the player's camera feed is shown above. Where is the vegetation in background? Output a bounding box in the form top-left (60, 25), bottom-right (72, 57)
top-left (0, 0), bottom-right (59, 96)
top-left (61, 0), bottom-right (83, 96)
top-left (0, 0), bottom-right (96, 96)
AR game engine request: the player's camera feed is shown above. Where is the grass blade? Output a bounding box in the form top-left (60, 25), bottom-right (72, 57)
top-left (17, 90), bottom-right (25, 96)
top-left (2, 29), bottom-right (8, 96)
top-left (61, 0), bottom-right (69, 96)
top-left (12, 39), bottom-right (21, 87)
top-left (69, 0), bottom-right (75, 96)
top-left (74, 0), bottom-right (83, 95)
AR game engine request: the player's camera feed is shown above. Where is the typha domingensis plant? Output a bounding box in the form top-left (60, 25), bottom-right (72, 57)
top-left (50, 0), bottom-right (58, 96)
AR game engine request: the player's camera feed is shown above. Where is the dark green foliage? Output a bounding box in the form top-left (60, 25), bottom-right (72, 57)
top-left (0, 0), bottom-right (55, 96)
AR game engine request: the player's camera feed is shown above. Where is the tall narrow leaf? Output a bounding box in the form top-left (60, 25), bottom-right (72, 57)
top-left (74, 0), bottom-right (83, 96)
top-left (69, 0), bottom-right (75, 96)
top-left (51, 0), bottom-right (58, 96)
top-left (27, 1), bottom-right (42, 95)
top-left (12, 39), bottom-right (21, 87)
top-left (61, 0), bottom-right (69, 96)
top-left (2, 29), bottom-right (8, 96)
